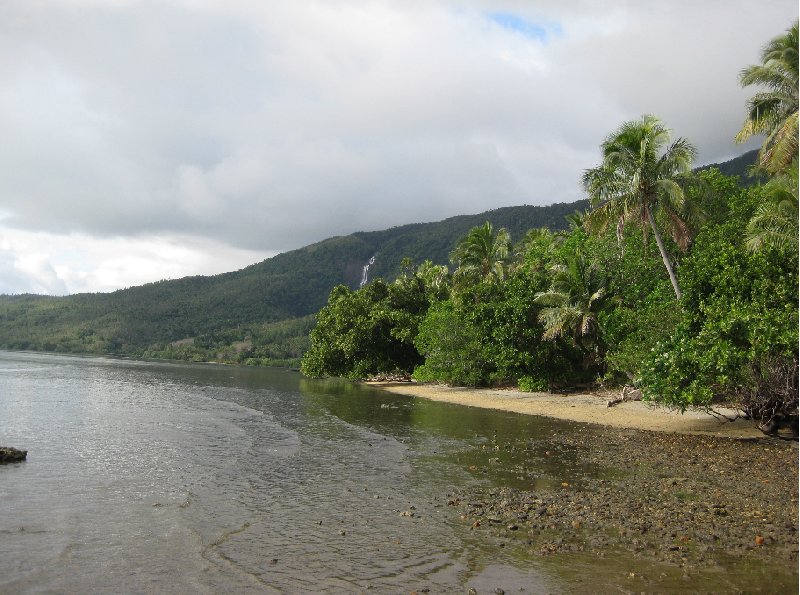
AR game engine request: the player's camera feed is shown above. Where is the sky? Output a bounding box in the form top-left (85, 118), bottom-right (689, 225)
top-left (0, 0), bottom-right (796, 295)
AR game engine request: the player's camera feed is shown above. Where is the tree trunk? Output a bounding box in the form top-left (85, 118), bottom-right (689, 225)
top-left (646, 206), bottom-right (682, 300)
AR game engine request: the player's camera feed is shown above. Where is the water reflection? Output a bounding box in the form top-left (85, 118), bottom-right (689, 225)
top-left (298, 377), bottom-right (608, 491)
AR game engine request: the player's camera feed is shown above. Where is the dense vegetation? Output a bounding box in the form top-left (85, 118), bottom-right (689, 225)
top-left (302, 22), bottom-right (799, 436)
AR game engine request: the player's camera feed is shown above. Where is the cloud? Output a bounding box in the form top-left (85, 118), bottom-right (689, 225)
top-left (0, 250), bottom-right (67, 295)
top-left (0, 229), bottom-right (270, 295)
top-left (0, 0), bottom-right (795, 293)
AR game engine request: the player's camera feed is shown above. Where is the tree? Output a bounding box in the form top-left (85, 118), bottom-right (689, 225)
top-left (564, 209), bottom-right (589, 233)
top-left (413, 300), bottom-right (490, 387)
top-left (745, 169), bottom-right (799, 252)
top-left (582, 115), bottom-right (698, 299)
top-left (450, 221), bottom-right (512, 285)
top-left (534, 250), bottom-right (609, 369)
top-left (736, 21), bottom-right (799, 175)
top-left (300, 279), bottom-right (427, 379)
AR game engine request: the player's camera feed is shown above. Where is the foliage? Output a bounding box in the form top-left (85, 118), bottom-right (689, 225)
top-left (413, 233), bottom-right (582, 388)
top-left (301, 271), bottom-right (432, 379)
top-left (450, 221), bottom-right (511, 286)
top-left (736, 20), bottom-right (799, 175)
top-left (694, 149), bottom-right (765, 186)
top-left (412, 300), bottom-right (490, 387)
top-left (534, 249), bottom-right (609, 360)
top-left (745, 169), bottom-right (799, 252)
top-left (639, 186), bottom-right (798, 428)
top-left (517, 375), bottom-right (549, 392)
top-left (600, 169), bottom-right (739, 382)
top-left (356, 201), bottom-right (589, 281)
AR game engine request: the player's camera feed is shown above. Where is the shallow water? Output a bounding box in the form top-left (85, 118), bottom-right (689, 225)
top-left (0, 351), bottom-right (597, 593)
top-left (0, 352), bottom-right (794, 594)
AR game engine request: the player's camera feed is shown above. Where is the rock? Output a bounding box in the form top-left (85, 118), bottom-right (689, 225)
top-left (607, 385), bottom-right (643, 407)
top-left (623, 386), bottom-right (643, 401)
top-left (0, 446), bottom-right (27, 464)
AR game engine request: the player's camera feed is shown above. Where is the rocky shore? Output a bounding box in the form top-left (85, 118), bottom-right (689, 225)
top-left (369, 382), bottom-right (798, 588)
top-left (448, 425), bottom-right (798, 585)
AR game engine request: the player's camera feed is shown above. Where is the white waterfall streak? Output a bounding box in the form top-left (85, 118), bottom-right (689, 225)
top-left (360, 256), bottom-right (376, 287)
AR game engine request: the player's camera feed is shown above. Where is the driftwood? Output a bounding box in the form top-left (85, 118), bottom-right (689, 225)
top-left (607, 385), bottom-right (643, 408)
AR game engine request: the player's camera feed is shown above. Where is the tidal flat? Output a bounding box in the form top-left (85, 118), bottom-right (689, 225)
top-left (446, 424), bottom-right (798, 593)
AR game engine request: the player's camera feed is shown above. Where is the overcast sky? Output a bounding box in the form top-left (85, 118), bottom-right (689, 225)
top-left (0, 0), bottom-right (796, 295)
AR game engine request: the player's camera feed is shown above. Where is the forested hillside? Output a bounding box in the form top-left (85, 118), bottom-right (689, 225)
top-left (0, 200), bottom-right (586, 362)
top-left (696, 148), bottom-right (764, 184)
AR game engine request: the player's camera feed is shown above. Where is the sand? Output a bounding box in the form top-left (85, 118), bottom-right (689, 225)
top-left (368, 382), bottom-right (764, 439)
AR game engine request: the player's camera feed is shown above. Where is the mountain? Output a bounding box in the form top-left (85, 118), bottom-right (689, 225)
top-left (695, 148), bottom-right (764, 184)
top-left (0, 200), bottom-right (588, 362)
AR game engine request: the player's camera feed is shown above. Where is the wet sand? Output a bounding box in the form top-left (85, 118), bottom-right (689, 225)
top-left (368, 382), bottom-right (763, 439)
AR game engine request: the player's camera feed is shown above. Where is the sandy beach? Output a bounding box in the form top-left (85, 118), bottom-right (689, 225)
top-left (368, 381), bottom-right (765, 439)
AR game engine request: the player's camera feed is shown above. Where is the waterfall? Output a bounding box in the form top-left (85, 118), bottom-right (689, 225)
top-left (360, 255), bottom-right (376, 288)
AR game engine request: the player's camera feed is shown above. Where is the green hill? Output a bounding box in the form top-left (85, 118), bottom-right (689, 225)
top-left (695, 148), bottom-right (763, 184)
top-left (0, 200), bottom-right (587, 362)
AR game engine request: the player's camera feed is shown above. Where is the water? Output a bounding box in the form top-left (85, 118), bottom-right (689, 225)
top-left (0, 351), bottom-right (582, 593)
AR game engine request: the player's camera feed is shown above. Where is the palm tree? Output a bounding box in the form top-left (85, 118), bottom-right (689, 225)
top-left (512, 227), bottom-right (561, 272)
top-left (564, 210), bottom-right (589, 233)
top-left (534, 252), bottom-right (608, 360)
top-left (582, 115), bottom-right (697, 300)
top-left (450, 221), bottom-right (511, 284)
top-left (745, 169), bottom-right (799, 252)
top-left (736, 21), bottom-right (798, 175)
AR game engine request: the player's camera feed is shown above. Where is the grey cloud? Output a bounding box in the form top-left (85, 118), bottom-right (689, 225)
top-left (0, 0), bottom-right (795, 261)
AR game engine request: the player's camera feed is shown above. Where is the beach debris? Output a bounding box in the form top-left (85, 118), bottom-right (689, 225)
top-left (364, 372), bottom-right (412, 382)
top-left (607, 385), bottom-right (643, 407)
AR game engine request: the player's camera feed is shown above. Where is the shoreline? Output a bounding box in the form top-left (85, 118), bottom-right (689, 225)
top-left (368, 381), bottom-right (766, 439)
top-left (370, 381), bottom-right (799, 588)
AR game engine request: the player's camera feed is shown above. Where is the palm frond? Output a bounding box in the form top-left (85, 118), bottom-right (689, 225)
top-left (745, 170), bottom-right (799, 252)
top-left (736, 21), bottom-right (799, 176)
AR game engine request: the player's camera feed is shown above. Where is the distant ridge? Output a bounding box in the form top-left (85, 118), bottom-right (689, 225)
top-left (0, 200), bottom-right (587, 357)
top-left (695, 148), bottom-right (763, 185)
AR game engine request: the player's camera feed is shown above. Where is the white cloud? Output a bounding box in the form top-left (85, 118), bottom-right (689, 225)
top-left (0, 0), bottom-right (794, 294)
top-left (0, 228), bottom-right (271, 295)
